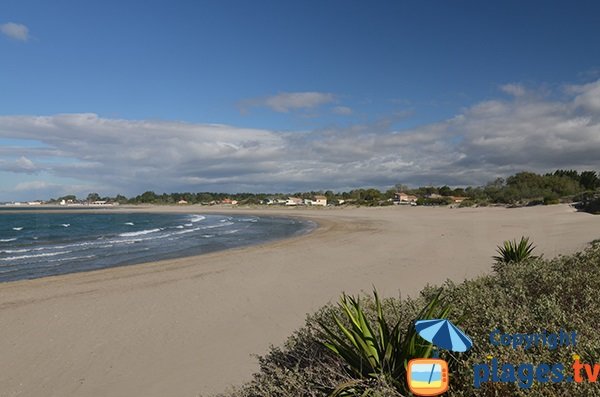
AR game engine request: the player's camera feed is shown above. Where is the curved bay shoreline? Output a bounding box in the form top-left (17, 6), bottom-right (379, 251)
top-left (1, 204), bottom-right (599, 396)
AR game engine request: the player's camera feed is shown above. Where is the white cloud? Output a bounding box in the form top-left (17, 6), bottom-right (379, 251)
top-left (242, 92), bottom-right (335, 113)
top-left (14, 180), bottom-right (53, 192)
top-left (500, 83), bottom-right (526, 97)
top-left (0, 156), bottom-right (38, 174)
top-left (332, 106), bottom-right (353, 115)
top-left (570, 80), bottom-right (600, 112)
top-left (0, 22), bottom-right (29, 42)
top-left (2, 79), bottom-right (600, 199)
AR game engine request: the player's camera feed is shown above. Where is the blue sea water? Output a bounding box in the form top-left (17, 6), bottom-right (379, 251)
top-left (0, 211), bottom-right (314, 283)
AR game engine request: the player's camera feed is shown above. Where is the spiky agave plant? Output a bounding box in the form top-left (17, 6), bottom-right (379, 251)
top-left (493, 236), bottom-right (538, 266)
top-left (319, 289), bottom-right (450, 395)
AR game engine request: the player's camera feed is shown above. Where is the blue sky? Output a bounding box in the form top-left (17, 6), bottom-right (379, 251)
top-left (1, 1), bottom-right (600, 200)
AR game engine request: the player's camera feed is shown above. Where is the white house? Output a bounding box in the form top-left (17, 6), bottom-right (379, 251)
top-left (286, 197), bottom-right (303, 206)
top-left (394, 192), bottom-right (418, 204)
top-left (313, 195), bottom-right (327, 206)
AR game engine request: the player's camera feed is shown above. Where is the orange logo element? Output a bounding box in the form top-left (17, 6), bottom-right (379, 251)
top-left (407, 358), bottom-right (449, 396)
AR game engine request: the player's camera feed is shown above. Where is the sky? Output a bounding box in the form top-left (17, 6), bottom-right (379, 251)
top-left (1, 1), bottom-right (600, 201)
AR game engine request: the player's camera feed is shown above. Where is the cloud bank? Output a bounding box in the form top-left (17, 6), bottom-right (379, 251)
top-left (1, 80), bottom-right (600, 199)
top-left (241, 91), bottom-right (335, 113)
top-left (0, 22), bottom-right (29, 41)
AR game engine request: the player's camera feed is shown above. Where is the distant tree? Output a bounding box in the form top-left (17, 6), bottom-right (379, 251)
top-left (580, 171), bottom-right (600, 190)
top-left (439, 185), bottom-right (452, 196)
top-left (58, 195), bottom-right (77, 202)
top-left (552, 169), bottom-right (579, 181)
top-left (139, 191), bottom-right (158, 203)
top-left (385, 188), bottom-right (397, 200)
top-left (394, 183), bottom-right (409, 192)
top-left (114, 194), bottom-right (128, 204)
top-left (86, 192), bottom-right (101, 202)
top-left (452, 187), bottom-right (466, 197)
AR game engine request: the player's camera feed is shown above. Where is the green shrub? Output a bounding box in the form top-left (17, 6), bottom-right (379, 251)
top-left (492, 236), bottom-right (537, 270)
top-left (216, 243), bottom-right (600, 397)
top-left (319, 290), bottom-right (449, 395)
top-left (458, 200), bottom-right (475, 208)
top-left (543, 196), bottom-right (560, 205)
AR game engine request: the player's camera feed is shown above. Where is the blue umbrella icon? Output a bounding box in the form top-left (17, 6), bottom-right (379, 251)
top-left (414, 319), bottom-right (472, 386)
top-left (415, 318), bottom-right (473, 352)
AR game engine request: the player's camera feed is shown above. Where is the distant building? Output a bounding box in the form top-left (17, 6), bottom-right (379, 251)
top-left (451, 196), bottom-right (467, 203)
top-left (27, 201), bottom-right (42, 206)
top-left (221, 198), bottom-right (238, 205)
top-left (178, 199), bottom-right (188, 205)
top-left (394, 192), bottom-right (418, 204)
top-left (313, 195), bottom-right (327, 206)
top-left (286, 197), bottom-right (303, 206)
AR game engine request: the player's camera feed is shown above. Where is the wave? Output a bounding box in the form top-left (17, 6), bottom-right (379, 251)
top-left (220, 229), bottom-right (240, 235)
top-left (201, 222), bottom-right (234, 229)
top-left (175, 225), bottom-right (185, 229)
top-left (173, 227), bottom-right (201, 235)
top-left (124, 222), bottom-right (135, 226)
top-left (184, 223), bottom-right (193, 227)
top-left (2, 248), bottom-right (31, 254)
top-left (238, 217), bottom-right (258, 223)
top-left (0, 238), bottom-right (17, 242)
top-left (1, 250), bottom-right (73, 261)
top-left (119, 228), bottom-right (162, 237)
top-left (47, 254), bottom-right (96, 263)
top-left (12, 227), bottom-right (23, 231)
top-left (190, 215), bottom-right (206, 223)
top-left (61, 224), bottom-right (71, 228)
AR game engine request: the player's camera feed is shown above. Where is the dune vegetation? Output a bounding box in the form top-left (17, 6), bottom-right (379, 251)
top-left (216, 239), bottom-right (600, 396)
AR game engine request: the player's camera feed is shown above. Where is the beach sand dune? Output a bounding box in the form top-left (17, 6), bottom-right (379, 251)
top-left (0, 205), bottom-right (598, 396)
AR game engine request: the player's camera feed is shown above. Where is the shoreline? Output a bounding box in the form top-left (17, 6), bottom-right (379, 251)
top-left (1, 205), bottom-right (599, 396)
top-left (0, 210), bottom-right (319, 285)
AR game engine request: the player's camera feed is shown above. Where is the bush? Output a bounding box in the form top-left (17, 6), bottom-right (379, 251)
top-left (458, 200), bottom-right (475, 208)
top-left (216, 243), bottom-right (600, 397)
top-left (575, 193), bottom-right (600, 214)
top-left (492, 236), bottom-right (538, 270)
top-left (318, 290), bottom-right (449, 395)
top-left (543, 195), bottom-right (560, 205)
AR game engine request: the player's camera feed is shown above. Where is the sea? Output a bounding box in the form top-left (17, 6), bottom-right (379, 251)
top-left (0, 209), bottom-right (314, 283)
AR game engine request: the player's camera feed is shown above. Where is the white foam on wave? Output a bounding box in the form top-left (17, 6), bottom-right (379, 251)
top-left (47, 254), bottom-right (96, 264)
top-left (119, 228), bottom-right (161, 237)
top-left (61, 224), bottom-right (71, 228)
top-left (220, 229), bottom-right (240, 235)
top-left (173, 227), bottom-right (201, 235)
top-left (2, 248), bottom-right (32, 254)
top-left (124, 222), bottom-right (135, 226)
top-left (184, 223), bottom-right (193, 227)
top-left (12, 227), bottom-right (23, 231)
top-left (201, 222), bottom-right (234, 229)
top-left (190, 215), bottom-right (205, 223)
top-left (0, 238), bottom-right (17, 242)
top-left (1, 250), bottom-right (72, 261)
top-left (238, 217), bottom-right (258, 223)
top-left (175, 225), bottom-right (185, 229)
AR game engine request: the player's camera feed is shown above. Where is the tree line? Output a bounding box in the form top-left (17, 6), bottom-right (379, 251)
top-left (47, 169), bottom-right (600, 207)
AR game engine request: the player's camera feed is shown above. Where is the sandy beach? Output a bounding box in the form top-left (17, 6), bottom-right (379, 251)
top-left (0, 204), bottom-right (599, 397)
